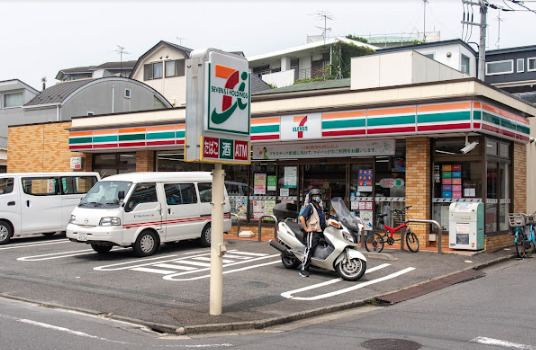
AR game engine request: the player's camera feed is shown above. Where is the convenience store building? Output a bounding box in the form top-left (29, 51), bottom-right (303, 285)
top-left (9, 52), bottom-right (536, 251)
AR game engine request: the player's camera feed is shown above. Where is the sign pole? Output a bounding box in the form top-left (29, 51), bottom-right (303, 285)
top-left (210, 162), bottom-right (225, 315)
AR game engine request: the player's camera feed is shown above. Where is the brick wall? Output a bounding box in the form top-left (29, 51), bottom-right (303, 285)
top-left (136, 150), bottom-right (154, 172)
top-left (8, 122), bottom-right (91, 173)
top-left (405, 137), bottom-right (431, 247)
top-left (513, 142), bottom-right (526, 214)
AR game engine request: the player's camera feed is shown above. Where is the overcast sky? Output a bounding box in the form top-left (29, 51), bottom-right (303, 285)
top-left (2, 0), bottom-right (535, 90)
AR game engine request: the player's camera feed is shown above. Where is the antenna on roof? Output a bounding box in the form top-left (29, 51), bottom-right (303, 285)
top-left (314, 11), bottom-right (333, 46)
top-left (176, 37), bottom-right (185, 46)
top-left (115, 45), bottom-right (131, 77)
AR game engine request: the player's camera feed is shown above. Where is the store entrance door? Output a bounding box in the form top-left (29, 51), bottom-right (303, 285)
top-left (301, 163), bottom-right (347, 209)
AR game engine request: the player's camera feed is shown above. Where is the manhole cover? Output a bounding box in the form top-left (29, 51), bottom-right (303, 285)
top-left (361, 338), bottom-right (421, 350)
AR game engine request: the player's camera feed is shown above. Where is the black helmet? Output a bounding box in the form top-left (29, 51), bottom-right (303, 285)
top-left (309, 188), bottom-right (322, 197)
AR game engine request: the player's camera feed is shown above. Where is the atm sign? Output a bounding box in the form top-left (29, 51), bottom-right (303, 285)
top-left (202, 137), bottom-right (249, 163)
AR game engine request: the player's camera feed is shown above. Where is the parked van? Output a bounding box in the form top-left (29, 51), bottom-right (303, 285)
top-left (0, 172), bottom-right (101, 244)
top-left (67, 172), bottom-right (232, 256)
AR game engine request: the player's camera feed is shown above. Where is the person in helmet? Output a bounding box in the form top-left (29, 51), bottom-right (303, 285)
top-left (298, 188), bottom-right (326, 277)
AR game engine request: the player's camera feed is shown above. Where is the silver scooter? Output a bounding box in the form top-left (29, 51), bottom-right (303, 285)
top-left (269, 198), bottom-right (367, 281)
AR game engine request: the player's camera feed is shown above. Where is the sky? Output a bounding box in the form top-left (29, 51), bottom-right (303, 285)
top-left (2, 0), bottom-right (536, 91)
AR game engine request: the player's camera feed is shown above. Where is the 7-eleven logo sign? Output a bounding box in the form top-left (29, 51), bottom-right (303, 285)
top-left (207, 54), bottom-right (250, 135)
top-left (281, 113), bottom-right (322, 140)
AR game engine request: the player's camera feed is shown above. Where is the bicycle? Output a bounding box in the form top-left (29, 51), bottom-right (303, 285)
top-left (364, 206), bottom-right (420, 253)
top-left (508, 212), bottom-right (536, 258)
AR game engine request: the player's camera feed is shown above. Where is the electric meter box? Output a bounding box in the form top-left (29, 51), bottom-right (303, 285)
top-left (448, 202), bottom-right (484, 250)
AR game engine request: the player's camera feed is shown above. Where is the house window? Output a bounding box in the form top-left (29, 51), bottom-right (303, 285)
top-left (165, 59), bottom-right (185, 77)
top-left (517, 58), bottom-right (525, 73)
top-left (461, 54), bottom-right (470, 75)
top-left (3, 92), bottom-right (23, 108)
top-left (143, 62), bottom-right (163, 80)
top-left (125, 89), bottom-right (131, 99)
top-left (528, 57), bottom-right (536, 71)
top-left (486, 60), bottom-right (513, 75)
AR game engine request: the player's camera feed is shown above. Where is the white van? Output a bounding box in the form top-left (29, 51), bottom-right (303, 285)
top-left (0, 172), bottom-right (101, 244)
top-left (67, 172), bottom-right (232, 256)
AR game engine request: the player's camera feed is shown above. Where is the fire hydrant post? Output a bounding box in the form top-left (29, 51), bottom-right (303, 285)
top-left (210, 163), bottom-right (225, 315)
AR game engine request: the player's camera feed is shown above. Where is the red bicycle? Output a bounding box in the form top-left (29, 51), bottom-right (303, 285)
top-left (364, 207), bottom-right (420, 253)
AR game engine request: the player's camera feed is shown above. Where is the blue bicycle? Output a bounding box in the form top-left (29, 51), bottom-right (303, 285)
top-left (508, 212), bottom-right (536, 258)
top-left (525, 212), bottom-right (536, 255)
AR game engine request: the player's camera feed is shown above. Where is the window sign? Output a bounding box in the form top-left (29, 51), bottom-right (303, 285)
top-left (284, 166), bottom-right (297, 188)
top-left (267, 175), bottom-right (277, 191)
top-left (253, 139), bottom-right (395, 160)
top-left (358, 169), bottom-right (373, 192)
top-left (254, 173), bottom-right (266, 195)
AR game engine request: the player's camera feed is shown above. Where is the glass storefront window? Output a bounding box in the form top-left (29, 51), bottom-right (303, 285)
top-left (499, 163), bottom-right (509, 231)
top-left (302, 163), bottom-right (346, 212)
top-left (486, 161), bottom-right (498, 232)
top-left (278, 165), bottom-right (298, 203)
top-left (432, 161), bottom-right (483, 230)
top-left (251, 162), bottom-right (277, 221)
top-left (374, 141), bottom-right (406, 227)
top-left (93, 153), bottom-right (136, 178)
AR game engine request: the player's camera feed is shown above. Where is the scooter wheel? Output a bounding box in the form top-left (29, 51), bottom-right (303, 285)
top-left (336, 258), bottom-right (366, 281)
top-left (281, 253), bottom-right (300, 269)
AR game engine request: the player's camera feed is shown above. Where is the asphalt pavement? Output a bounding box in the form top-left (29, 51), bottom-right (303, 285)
top-left (0, 236), bottom-right (515, 336)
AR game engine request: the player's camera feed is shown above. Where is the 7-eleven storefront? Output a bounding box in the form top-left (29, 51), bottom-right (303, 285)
top-left (10, 78), bottom-right (534, 251)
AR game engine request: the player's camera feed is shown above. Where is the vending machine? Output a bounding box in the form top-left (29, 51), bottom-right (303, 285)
top-left (448, 202), bottom-right (484, 250)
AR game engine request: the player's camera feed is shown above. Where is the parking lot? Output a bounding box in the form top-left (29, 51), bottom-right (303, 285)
top-left (0, 233), bottom-right (513, 333)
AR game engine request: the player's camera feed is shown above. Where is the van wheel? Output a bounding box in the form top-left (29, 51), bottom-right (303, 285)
top-left (199, 224), bottom-right (211, 247)
top-left (134, 231), bottom-right (159, 257)
top-left (0, 221), bottom-right (12, 245)
top-left (91, 243), bottom-right (113, 254)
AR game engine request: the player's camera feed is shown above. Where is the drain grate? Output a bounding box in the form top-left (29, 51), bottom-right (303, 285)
top-left (376, 269), bottom-right (484, 305)
top-left (361, 338), bottom-right (421, 350)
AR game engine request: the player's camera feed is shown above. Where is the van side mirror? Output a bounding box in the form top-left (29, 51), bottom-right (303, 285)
top-left (118, 190), bottom-right (125, 202)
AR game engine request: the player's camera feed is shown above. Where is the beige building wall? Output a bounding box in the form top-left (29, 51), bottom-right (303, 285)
top-left (130, 46), bottom-right (188, 107)
top-left (8, 122), bottom-right (91, 173)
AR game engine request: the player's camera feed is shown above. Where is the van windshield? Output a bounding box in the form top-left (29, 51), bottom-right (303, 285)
top-left (80, 181), bottom-right (133, 208)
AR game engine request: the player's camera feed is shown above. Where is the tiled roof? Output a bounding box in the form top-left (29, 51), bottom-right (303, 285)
top-left (250, 74), bottom-right (271, 94)
top-left (24, 79), bottom-right (94, 106)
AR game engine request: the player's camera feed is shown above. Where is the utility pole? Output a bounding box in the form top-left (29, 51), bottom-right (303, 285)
top-left (461, 0), bottom-right (488, 80)
top-left (496, 12), bottom-right (503, 49)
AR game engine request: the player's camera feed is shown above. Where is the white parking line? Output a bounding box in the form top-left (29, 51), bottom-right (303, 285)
top-left (163, 260), bottom-right (281, 281)
top-left (0, 239), bottom-right (70, 251)
top-left (17, 247), bottom-right (130, 261)
top-left (282, 265), bottom-right (415, 301)
top-left (471, 337), bottom-right (534, 349)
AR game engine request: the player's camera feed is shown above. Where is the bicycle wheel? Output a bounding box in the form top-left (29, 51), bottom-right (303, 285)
top-left (365, 233), bottom-right (384, 253)
top-left (405, 230), bottom-right (420, 253)
top-left (515, 230), bottom-right (527, 258)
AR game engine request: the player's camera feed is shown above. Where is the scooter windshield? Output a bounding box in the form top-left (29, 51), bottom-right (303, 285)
top-left (331, 197), bottom-right (363, 231)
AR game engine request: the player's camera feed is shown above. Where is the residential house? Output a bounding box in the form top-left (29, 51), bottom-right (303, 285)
top-left (377, 39), bottom-right (478, 77)
top-left (248, 36), bottom-right (377, 88)
top-left (0, 79), bottom-right (39, 171)
top-left (484, 45), bottom-right (536, 213)
top-left (55, 61), bottom-right (138, 82)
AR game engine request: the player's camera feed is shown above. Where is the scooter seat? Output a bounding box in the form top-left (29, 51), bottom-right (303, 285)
top-left (285, 219), bottom-right (306, 244)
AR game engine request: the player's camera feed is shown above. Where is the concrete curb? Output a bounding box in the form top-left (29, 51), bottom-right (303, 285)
top-left (0, 251), bottom-right (516, 336)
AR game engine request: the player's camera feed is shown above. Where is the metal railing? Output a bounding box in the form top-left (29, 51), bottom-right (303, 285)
top-left (405, 219), bottom-right (443, 253)
top-left (230, 213), bottom-right (241, 236)
top-left (257, 215), bottom-right (278, 242)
